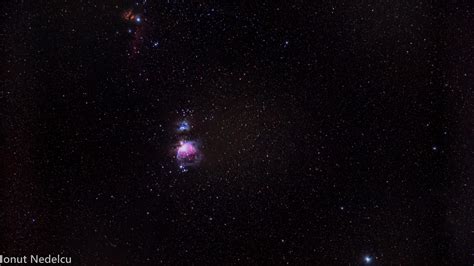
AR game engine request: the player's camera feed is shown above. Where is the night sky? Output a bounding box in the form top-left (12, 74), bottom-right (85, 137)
top-left (1, 0), bottom-right (473, 265)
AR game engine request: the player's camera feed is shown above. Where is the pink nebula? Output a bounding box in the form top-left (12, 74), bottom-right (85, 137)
top-left (177, 142), bottom-right (198, 161)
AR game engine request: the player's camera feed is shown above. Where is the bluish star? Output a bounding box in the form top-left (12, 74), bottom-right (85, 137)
top-left (364, 256), bottom-right (372, 263)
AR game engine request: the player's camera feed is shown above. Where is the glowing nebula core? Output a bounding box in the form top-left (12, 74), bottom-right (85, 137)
top-left (177, 141), bottom-right (197, 160)
top-left (176, 141), bottom-right (201, 169)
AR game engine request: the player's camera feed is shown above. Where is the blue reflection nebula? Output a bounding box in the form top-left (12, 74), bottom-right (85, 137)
top-left (177, 121), bottom-right (190, 132)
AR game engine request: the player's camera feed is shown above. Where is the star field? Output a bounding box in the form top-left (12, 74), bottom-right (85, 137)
top-left (1, 0), bottom-right (473, 265)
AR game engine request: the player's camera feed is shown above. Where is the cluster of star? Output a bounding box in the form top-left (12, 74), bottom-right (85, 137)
top-left (173, 120), bottom-right (202, 172)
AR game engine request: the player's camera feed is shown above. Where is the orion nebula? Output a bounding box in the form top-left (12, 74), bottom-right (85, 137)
top-left (176, 140), bottom-right (201, 167)
top-left (173, 120), bottom-right (202, 171)
top-left (177, 141), bottom-right (197, 160)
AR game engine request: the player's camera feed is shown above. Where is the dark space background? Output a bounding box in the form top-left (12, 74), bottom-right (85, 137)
top-left (1, 0), bottom-right (473, 265)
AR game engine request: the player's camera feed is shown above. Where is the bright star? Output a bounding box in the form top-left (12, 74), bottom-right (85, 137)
top-left (364, 256), bottom-right (372, 263)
